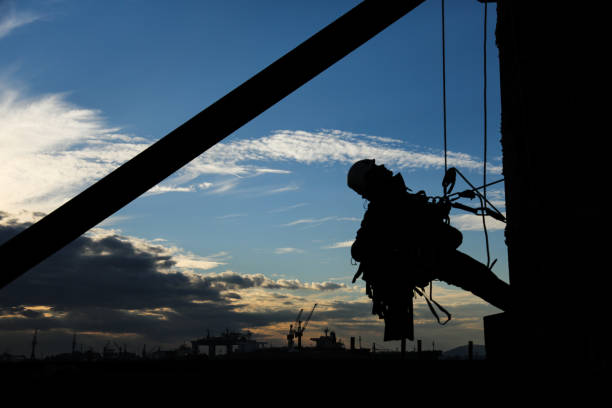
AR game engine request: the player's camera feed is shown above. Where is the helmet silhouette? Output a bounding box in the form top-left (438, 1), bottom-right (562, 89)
top-left (347, 159), bottom-right (376, 196)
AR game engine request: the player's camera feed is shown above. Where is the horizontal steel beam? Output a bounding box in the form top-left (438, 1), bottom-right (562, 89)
top-left (0, 0), bottom-right (426, 289)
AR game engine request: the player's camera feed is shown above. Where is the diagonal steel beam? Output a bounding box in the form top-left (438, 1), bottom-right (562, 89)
top-left (0, 0), bottom-right (426, 289)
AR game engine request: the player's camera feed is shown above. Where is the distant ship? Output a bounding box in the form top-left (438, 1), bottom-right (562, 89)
top-left (310, 328), bottom-right (345, 351)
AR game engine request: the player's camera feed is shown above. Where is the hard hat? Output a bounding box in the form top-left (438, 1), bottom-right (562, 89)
top-left (347, 159), bottom-right (376, 196)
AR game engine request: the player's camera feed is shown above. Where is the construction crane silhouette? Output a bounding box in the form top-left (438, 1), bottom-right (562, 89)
top-left (286, 308), bottom-right (304, 349)
top-left (295, 304), bottom-right (317, 351)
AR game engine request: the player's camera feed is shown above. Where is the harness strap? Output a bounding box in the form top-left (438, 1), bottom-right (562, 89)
top-left (352, 263), bottom-right (364, 283)
top-left (414, 287), bottom-right (451, 325)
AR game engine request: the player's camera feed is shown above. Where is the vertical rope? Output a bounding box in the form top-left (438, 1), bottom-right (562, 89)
top-left (482, 1), bottom-right (491, 268)
top-left (434, 0), bottom-right (449, 300)
top-left (442, 0), bottom-right (448, 193)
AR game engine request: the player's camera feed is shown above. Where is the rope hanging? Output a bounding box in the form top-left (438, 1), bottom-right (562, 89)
top-left (433, 0), bottom-right (448, 301)
top-left (482, 1), bottom-right (492, 269)
top-left (441, 0), bottom-right (448, 189)
top-left (438, 1), bottom-right (497, 273)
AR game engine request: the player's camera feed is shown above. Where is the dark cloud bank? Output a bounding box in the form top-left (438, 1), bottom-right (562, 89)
top-left (0, 217), bottom-right (360, 355)
top-left (0, 215), bottom-right (495, 356)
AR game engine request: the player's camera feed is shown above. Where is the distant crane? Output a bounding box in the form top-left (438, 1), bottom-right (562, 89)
top-left (295, 304), bottom-right (317, 351)
top-left (287, 308), bottom-right (304, 349)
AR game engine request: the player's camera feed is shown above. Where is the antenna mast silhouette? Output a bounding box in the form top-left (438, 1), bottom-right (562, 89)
top-left (30, 329), bottom-right (38, 360)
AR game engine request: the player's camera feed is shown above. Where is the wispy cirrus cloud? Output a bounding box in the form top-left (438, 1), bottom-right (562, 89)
top-left (282, 216), bottom-right (360, 228)
top-left (215, 213), bottom-right (247, 220)
top-left (268, 203), bottom-right (308, 213)
top-left (323, 240), bottom-right (354, 249)
top-left (273, 247), bottom-right (303, 255)
top-left (177, 129), bottom-right (501, 187)
top-left (264, 184), bottom-right (299, 194)
top-left (254, 168), bottom-right (291, 175)
top-left (0, 84), bottom-right (500, 218)
top-left (0, 3), bottom-right (41, 39)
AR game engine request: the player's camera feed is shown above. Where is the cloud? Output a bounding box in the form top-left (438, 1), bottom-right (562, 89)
top-left (215, 213), bottom-right (247, 220)
top-left (310, 282), bottom-right (344, 291)
top-left (0, 3), bottom-right (41, 39)
top-left (207, 179), bottom-right (240, 195)
top-left (283, 217), bottom-right (335, 226)
top-left (171, 253), bottom-right (226, 271)
top-left (264, 185), bottom-right (299, 194)
top-left (282, 216), bottom-right (359, 228)
top-left (0, 220), bottom-right (351, 354)
top-left (145, 185), bottom-right (195, 196)
top-left (450, 213), bottom-right (506, 232)
top-left (149, 129), bottom-right (500, 198)
top-left (0, 84), bottom-right (500, 217)
top-left (0, 223), bottom-right (222, 312)
top-left (323, 240), bottom-right (354, 249)
top-left (197, 271), bottom-right (346, 293)
top-left (0, 87), bottom-right (150, 217)
top-left (177, 129), bottom-right (501, 188)
top-left (197, 271), bottom-right (268, 290)
top-left (254, 169), bottom-right (292, 175)
top-left (273, 247), bottom-right (303, 255)
top-left (268, 203), bottom-right (308, 213)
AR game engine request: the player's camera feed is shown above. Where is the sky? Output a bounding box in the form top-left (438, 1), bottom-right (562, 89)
top-left (0, 0), bottom-right (507, 357)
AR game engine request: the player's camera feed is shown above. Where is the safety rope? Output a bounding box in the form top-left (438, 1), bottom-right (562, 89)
top-left (434, 0), bottom-right (449, 301)
top-left (482, 1), bottom-right (492, 269)
top-left (432, 1), bottom-right (496, 305)
top-left (441, 0), bottom-right (448, 189)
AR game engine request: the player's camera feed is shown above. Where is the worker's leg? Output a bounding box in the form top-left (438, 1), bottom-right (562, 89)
top-left (435, 250), bottom-right (512, 312)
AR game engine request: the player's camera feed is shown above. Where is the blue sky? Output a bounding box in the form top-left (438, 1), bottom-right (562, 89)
top-left (0, 0), bottom-right (506, 356)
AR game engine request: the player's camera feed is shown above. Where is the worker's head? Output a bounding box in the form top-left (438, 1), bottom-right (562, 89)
top-left (347, 159), bottom-right (393, 200)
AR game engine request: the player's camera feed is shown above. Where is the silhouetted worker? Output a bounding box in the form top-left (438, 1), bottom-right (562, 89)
top-left (348, 159), bottom-right (511, 341)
